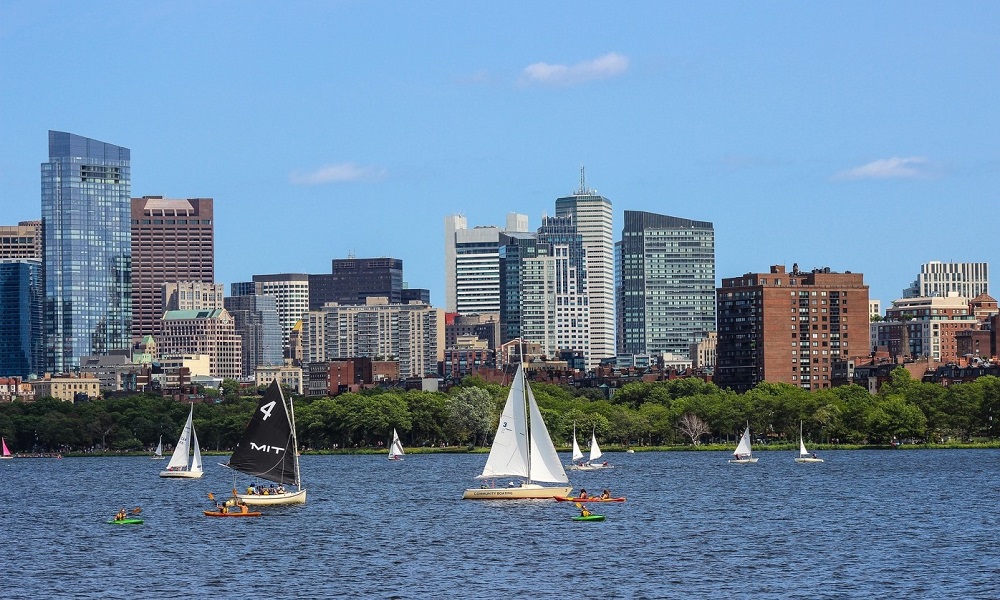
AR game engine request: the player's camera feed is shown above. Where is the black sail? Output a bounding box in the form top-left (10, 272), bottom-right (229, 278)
top-left (227, 380), bottom-right (298, 485)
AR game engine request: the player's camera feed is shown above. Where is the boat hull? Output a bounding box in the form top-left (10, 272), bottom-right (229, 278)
top-left (728, 458), bottom-right (759, 464)
top-left (794, 457), bottom-right (825, 463)
top-left (159, 469), bottom-right (204, 478)
top-left (462, 485), bottom-right (573, 500)
top-left (107, 518), bottom-right (143, 525)
top-left (554, 496), bottom-right (625, 503)
top-left (203, 510), bottom-right (261, 518)
top-left (237, 488), bottom-right (307, 506)
top-left (572, 515), bottom-right (606, 522)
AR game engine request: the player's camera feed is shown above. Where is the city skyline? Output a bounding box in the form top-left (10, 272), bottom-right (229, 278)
top-left (2, 3), bottom-right (998, 310)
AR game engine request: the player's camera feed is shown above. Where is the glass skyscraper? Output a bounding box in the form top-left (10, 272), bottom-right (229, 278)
top-left (0, 260), bottom-right (43, 377)
top-left (42, 131), bottom-right (132, 373)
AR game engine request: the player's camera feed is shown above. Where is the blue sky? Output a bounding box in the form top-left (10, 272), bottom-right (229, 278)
top-left (1, 2), bottom-right (998, 308)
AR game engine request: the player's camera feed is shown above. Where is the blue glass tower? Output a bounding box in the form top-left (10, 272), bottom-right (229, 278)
top-left (0, 260), bottom-right (43, 377)
top-left (42, 131), bottom-right (131, 373)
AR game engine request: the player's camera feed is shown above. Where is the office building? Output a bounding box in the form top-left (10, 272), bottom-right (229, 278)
top-left (309, 257), bottom-right (403, 309)
top-left (159, 309), bottom-right (242, 380)
top-left (616, 210), bottom-right (716, 358)
top-left (225, 293), bottom-right (283, 378)
top-left (903, 261), bottom-right (989, 300)
top-left (131, 196), bottom-right (214, 338)
top-left (42, 131), bottom-right (131, 372)
top-left (0, 221), bottom-right (42, 260)
top-left (251, 273), bottom-right (310, 355)
top-left (162, 281), bottom-right (224, 312)
top-left (445, 213), bottom-right (529, 315)
top-left (0, 260), bottom-right (43, 377)
top-left (555, 169), bottom-right (615, 363)
top-left (716, 264), bottom-right (869, 393)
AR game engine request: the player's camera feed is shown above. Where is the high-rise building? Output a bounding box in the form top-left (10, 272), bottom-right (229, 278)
top-left (131, 196), bottom-right (214, 338)
top-left (308, 257), bottom-right (403, 309)
top-left (251, 273), bottom-right (310, 355)
top-left (616, 210), bottom-right (716, 358)
top-left (162, 281), bottom-right (224, 313)
top-left (42, 131), bottom-right (131, 373)
top-left (716, 264), bottom-right (869, 393)
top-left (0, 221), bottom-right (42, 260)
top-left (555, 169), bottom-right (614, 364)
top-left (903, 261), bottom-right (989, 300)
top-left (0, 259), bottom-right (43, 377)
top-left (498, 231), bottom-right (543, 344)
top-left (225, 293), bottom-right (283, 378)
top-left (158, 308), bottom-right (242, 380)
top-left (445, 213), bottom-right (529, 315)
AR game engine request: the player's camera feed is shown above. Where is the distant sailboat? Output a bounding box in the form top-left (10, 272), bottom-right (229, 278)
top-left (159, 404), bottom-right (204, 478)
top-left (462, 363), bottom-right (573, 499)
top-left (566, 424), bottom-right (590, 470)
top-left (587, 428), bottom-right (613, 469)
top-left (151, 436), bottom-right (164, 460)
top-left (1, 437), bottom-right (12, 459)
top-left (729, 424), bottom-right (759, 464)
top-left (794, 421), bottom-right (824, 463)
top-left (388, 429), bottom-right (405, 461)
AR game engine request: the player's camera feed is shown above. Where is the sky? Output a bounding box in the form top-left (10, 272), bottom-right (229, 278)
top-left (1, 1), bottom-right (999, 309)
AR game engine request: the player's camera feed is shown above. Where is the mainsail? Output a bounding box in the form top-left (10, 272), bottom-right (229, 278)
top-left (165, 405), bottom-right (194, 470)
top-left (589, 428), bottom-right (603, 462)
top-left (478, 365), bottom-right (529, 479)
top-left (389, 429), bottom-right (405, 459)
top-left (734, 426), bottom-right (753, 457)
top-left (526, 379), bottom-right (569, 484)
top-left (228, 380), bottom-right (299, 486)
top-left (571, 426), bottom-right (584, 462)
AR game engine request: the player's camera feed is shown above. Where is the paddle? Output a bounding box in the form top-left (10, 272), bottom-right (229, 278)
top-left (131, 507), bottom-right (142, 515)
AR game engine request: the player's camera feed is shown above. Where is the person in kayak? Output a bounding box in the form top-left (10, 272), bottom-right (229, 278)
top-left (600, 489), bottom-right (611, 500)
top-left (578, 489), bottom-right (588, 499)
top-left (115, 508), bottom-right (127, 521)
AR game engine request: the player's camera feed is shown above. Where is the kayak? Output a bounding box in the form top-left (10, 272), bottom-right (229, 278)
top-left (203, 510), bottom-right (261, 518)
top-left (554, 496), bottom-right (626, 503)
top-left (572, 515), bottom-right (606, 522)
top-left (107, 518), bottom-right (143, 525)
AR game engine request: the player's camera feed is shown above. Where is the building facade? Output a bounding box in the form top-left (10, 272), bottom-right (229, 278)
top-left (158, 309), bottom-right (242, 380)
top-left (555, 169), bottom-right (615, 364)
top-left (251, 273), bottom-right (310, 355)
top-left (445, 213), bottom-right (529, 315)
top-left (0, 221), bottom-right (42, 260)
top-left (225, 293), bottom-right (283, 378)
top-left (309, 257), bottom-right (403, 309)
top-left (131, 196), bottom-right (214, 338)
top-left (872, 294), bottom-right (977, 362)
top-left (616, 210), bottom-right (716, 359)
top-left (162, 281), bottom-right (224, 312)
top-left (716, 265), bottom-right (869, 393)
top-left (903, 261), bottom-right (989, 300)
top-left (42, 131), bottom-right (132, 372)
top-left (0, 260), bottom-right (43, 377)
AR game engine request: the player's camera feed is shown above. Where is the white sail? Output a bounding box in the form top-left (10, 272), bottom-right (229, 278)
top-left (165, 405), bottom-right (193, 470)
top-left (153, 436), bottom-right (163, 458)
top-left (527, 381), bottom-right (569, 484)
top-left (799, 436), bottom-right (809, 457)
top-left (571, 426), bottom-right (584, 462)
top-left (589, 428), bottom-right (603, 462)
top-left (734, 426), bottom-right (753, 457)
top-left (191, 427), bottom-right (203, 474)
top-left (389, 429), bottom-right (405, 458)
top-left (479, 365), bottom-right (529, 479)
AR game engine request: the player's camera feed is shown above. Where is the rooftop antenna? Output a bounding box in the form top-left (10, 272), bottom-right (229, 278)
top-left (577, 165), bottom-right (594, 195)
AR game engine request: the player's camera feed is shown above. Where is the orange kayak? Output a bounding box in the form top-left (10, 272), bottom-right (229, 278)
top-left (203, 510), bottom-right (261, 517)
top-left (554, 496), bottom-right (626, 503)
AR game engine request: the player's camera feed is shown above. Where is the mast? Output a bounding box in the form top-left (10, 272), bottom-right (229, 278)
top-left (287, 386), bottom-right (302, 489)
top-left (520, 336), bottom-right (530, 483)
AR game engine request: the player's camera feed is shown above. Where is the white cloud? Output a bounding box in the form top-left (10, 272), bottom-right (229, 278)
top-left (833, 156), bottom-right (931, 181)
top-left (519, 52), bottom-right (629, 87)
top-left (289, 162), bottom-right (386, 185)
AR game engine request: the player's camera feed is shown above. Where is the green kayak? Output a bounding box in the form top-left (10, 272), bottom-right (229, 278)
top-left (572, 515), bottom-right (606, 522)
top-left (107, 518), bottom-right (144, 525)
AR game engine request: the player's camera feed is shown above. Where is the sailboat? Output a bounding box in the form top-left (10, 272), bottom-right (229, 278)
top-left (388, 428), bottom-right (404, 461)
top-left (794, 421), bottom-right (824, 463)
top-left (159, 404), bottom-right (204, 478)
top-left (462, 363), bottom-right (573, 499)
top-left (151, 435), bottom-right (164, 460)
top-left (587, 427), bottom-right (613, 469)
top-left (566, 424), bottom-right (590, 470)
top-left (728, 423), bottom-right (759, 464)
top-left (228, 380), bottom-right (306, 505)
top-left (1, 437), bottom-right (12, 459)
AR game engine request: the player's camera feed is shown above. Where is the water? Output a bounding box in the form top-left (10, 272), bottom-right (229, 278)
top-left (2, 450), bottom-right (999, 599)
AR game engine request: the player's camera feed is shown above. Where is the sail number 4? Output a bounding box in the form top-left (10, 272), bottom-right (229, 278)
top-left (259, 400), bottom-right (276, 421)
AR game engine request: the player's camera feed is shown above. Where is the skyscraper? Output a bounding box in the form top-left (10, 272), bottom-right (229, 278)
top-left (225, 293), bottom-right (283, 377)
top-left (42, 131), bottom-right (131, 373)
top-left (131, 196), bottom-right (215, 338)
top-left (616, 210), bottom-right (716, 358)
top-left (0, 259), bottom-right (43, 377)
top-left (251, 273), bottom-right (310, 356)
top-left (445, 213), bottom-right (529, 315)
top-left (308, 257), bottom-right (403, 309)
top-left (555, 169), bottom-right (614, 363)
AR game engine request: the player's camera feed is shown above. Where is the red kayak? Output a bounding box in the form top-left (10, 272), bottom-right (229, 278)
top-left (554, 496), bottom-right (626, 503)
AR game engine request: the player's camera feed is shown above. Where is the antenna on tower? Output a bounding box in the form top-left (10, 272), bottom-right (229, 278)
top-left (577, 165), bottom-right (593, 195)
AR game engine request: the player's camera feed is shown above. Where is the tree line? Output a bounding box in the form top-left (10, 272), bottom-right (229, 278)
top-left (0, 367), bottom-right (997, 454)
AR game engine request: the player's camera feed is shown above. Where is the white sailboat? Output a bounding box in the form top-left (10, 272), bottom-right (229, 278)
top-left (566, 424), bottom-right (594, 470)
top-left (728, 424), bottom-right (759, 464)
top-left (587, 427), bottom-right (613, 469)
top-left (462, 363), bottom-right (573, 499)
top-left (151, 435), bottom-right (164, 460)
top-left (388, 428), bottom-right (404, 461)
top-left (159, 404), bottom-right (204, 478)
top-left (229, 380), bottom-right (306, 505)
top-left (794, 421), bottom-right (824, 463)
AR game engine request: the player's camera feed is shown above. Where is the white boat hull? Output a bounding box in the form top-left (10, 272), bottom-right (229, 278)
top-left (237, 488), bottom-right (307, 506)
top-left (462, 484), bottom-right (573, 500)
top-left (728, 457), bottom-right (759, 464)
top-left (159, 469), bottom-right (204, 478)
top-left (795, 457), bottom-right (825, 463)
